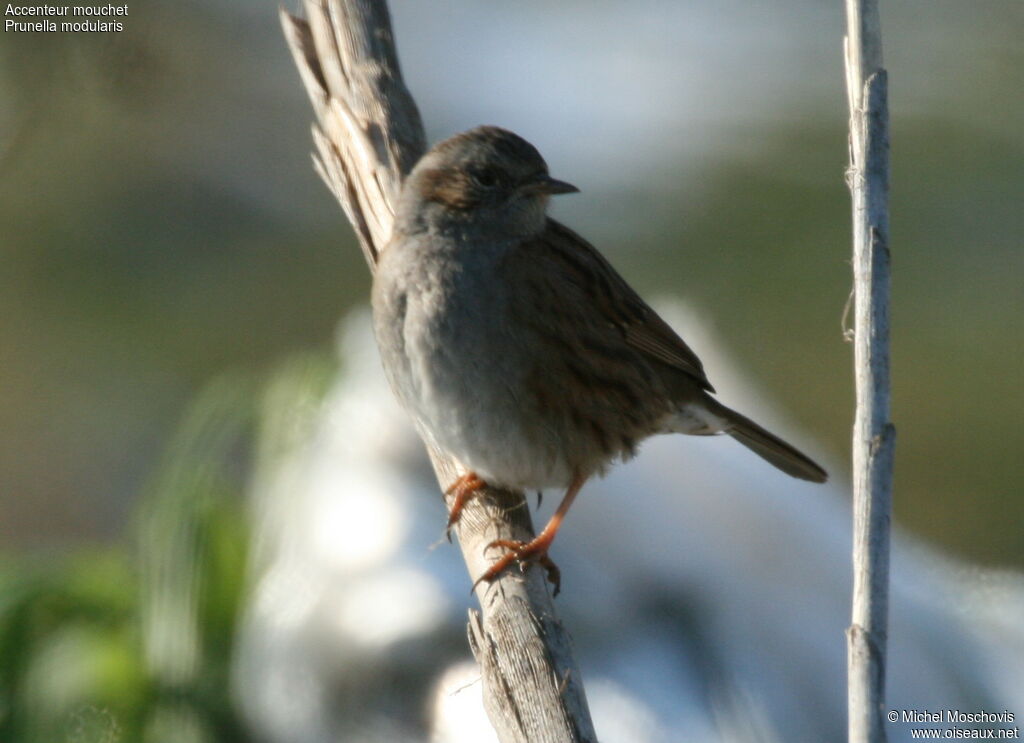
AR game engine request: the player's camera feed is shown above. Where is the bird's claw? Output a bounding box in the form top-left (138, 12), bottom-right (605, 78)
top-left (472, 537), bottom-right (562, 596)
top-left (444, 472), bottom-right (486, 542)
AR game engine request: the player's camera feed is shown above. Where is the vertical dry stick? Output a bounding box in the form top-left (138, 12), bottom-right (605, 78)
top-left (843, 0), bottom-right (894, 742)
top-left (279, 2), bottom-right (596, 741)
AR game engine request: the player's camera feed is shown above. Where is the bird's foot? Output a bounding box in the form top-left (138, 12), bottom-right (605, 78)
top-left (444, 471), bottom-right (486, 541)
top-left (474, 536), bottom-right (562, 596)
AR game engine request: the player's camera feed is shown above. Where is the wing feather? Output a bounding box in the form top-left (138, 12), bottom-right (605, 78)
top-left (540, 219), bottom-right (714, 393)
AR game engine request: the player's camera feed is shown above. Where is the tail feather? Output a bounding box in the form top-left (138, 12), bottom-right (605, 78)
top-left (702, 399), bottom-right (828, 483)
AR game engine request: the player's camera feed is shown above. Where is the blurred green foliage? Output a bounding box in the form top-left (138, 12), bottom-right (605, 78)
top-left (0, 376), bottom-right (258, 742)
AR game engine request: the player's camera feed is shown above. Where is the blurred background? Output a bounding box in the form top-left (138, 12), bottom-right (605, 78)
top-left (1, 0), bottom-right (1021, 740)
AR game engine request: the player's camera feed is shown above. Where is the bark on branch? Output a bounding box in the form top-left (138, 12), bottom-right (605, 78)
top-left (279, 2), bottom-right (596, 740)
top-left (843, 0), bottom-right (894, 741)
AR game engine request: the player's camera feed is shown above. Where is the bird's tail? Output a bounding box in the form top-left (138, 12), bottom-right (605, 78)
top-left (694, 397), bottom-right (828, 483)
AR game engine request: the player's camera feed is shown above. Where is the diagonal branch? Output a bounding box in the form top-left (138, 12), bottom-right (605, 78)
top-left (279, 2), bottom-right (596, 740)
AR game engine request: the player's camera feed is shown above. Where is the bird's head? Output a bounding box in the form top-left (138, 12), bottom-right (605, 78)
top-left (397, 125), bottom-right (578, 238)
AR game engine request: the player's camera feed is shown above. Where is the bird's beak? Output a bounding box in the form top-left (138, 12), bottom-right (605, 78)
top-left (521, 175), bottom-right (580, 196)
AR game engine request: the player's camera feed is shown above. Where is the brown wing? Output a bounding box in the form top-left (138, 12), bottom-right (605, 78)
top-left (540, 219), bottom-right (715, 393)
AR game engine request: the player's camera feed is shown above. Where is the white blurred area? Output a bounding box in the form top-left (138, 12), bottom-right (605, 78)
top-left (233, 307), bottom-right (1024, 743)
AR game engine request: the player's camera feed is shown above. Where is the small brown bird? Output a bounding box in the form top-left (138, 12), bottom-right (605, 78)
top-left (372, 126), bottom-right (826, 594)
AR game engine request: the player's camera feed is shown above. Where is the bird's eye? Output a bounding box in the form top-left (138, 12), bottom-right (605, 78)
top-left (473, 169), bottom-right (499, 188)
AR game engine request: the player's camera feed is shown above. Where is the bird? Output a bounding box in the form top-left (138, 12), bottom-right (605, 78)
top-left (371, 125), bottom-right (827, 594)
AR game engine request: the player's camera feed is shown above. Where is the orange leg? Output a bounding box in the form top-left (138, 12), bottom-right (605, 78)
top-left (445, 471), bottom-right (486, 540)
top-left (474, 472), bottom-right (587, 597)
